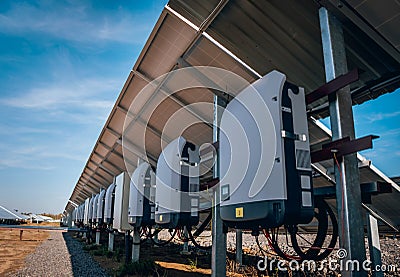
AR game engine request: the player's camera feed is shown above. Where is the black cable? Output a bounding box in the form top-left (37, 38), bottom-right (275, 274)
top-left (176, 227), bottom-right (190, 242)
top-left (289, 201), bottom-right (329, 259)
top-left (289, 199), bottom-right (338, 261)
top-left (264, 229), bottom-right (300, 261)
top-left (149, 228), bottom-right (177, 246)
top-left (193, 212), bottom-right (212, 237)
top-left (187, 225), bottom-right (212, 250)
top-left (255, 235), bottom-right (278, 257)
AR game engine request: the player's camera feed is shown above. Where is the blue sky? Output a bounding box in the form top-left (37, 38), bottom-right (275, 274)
top-left (321, 91), bottom-right (400, 178)
top-left (0, 0), bottom-right (398, 214)
top-left (0, 0), bottom-right (168, 214)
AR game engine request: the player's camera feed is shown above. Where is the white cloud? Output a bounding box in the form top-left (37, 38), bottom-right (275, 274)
top-left (0, 135), bottom-right (89, 170)
top-left (0, 1), bottom-right (157, 45)
top-left (365, 111), bottom-right (400, 123)
top-left (1, 77), bottom-right (117, 111)
top-left (0, 155), bottom-right (55, 170)
top-left (0, 126), bottom-right (52, 135)
top-left (377, 128), bottom-right (400, 137)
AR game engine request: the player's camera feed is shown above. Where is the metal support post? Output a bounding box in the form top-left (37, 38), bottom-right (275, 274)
top-left (67, 215), bottom-right (72, 228)
top-left (181, 226), bottom-right (191, 255)
top-left (132, 227), bottom-right (140, 262)
top-left (153, 228), bottom-right (159, 247)
top-left (95, 230), bottom-right (101, 245)
top-left (236, 229), bottom-right (243, 265)
top-left (319, 7), bottom-right (367, 276)
top-left (108, 231), bottom-right (114, 251)
top-left (125, 230), bottom-right (132, 264)
top-left (211, 94), bottom-right (227, 277)
top-left (366, 212), bottom-right (383, 277)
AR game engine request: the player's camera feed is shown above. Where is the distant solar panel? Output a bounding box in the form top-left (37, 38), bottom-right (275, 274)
top-left (0, 205), bottom-right (23, 220)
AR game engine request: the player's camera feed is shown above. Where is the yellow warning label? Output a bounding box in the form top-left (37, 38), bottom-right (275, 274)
top-left (235, 207), bottom-right (244, 218)
top-left (159, 215), bottom-right (163, 222)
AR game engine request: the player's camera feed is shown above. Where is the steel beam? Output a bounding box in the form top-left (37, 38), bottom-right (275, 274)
top-left (97, 163), bottom-right (117, 177)
top-left (235, 229), bottom-right (243, 265)
top-left (306, 69), bottom-right (359, 105)
top-left (133, 69), bottom-right (213, 129)
top-left (311, 135), bottom-right (378, 163)
top-left (116, 105), bottom-right (172, 144)
top-left (103, 159), bottom-right (124, 173)
top-left (362, 204), bottom-right (399, 233)
top-left (366, 211), bottom-right (383, 277)
top-left (132, 227), bottom-right (140, 262)
top-left (211, 94), bottom-right (227, 277)
top-left (108, 232), bottom-right (114, 251)
top-left (95, 231), bottom-right (101, 245)
top-left (116, 138), bottom-right (157, 166)
top-left (319, 7), bottom-right (367, 276)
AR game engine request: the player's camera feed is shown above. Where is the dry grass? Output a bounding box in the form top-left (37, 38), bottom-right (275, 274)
top-left (24, 221), bottom-right (60, 227)
top-left (0, 228), bottom-right (49, 275)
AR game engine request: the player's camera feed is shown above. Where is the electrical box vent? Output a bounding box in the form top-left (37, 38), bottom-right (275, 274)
top-left (296, 149), bottom-right (311, 170)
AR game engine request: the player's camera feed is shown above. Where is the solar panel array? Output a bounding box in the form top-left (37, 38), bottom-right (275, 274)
top-left (0, 205), bottom-right (26, 220)
top-left (64, 0), bottom-right (400, 232)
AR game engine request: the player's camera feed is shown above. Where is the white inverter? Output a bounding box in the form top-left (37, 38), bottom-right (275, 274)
top-left (72, 208), bottom-right (77, 222)
top-left (75, 204), bottom-right (81, 224)
top-left (78, 204), bottom-right (84, 223)
top-left (83, 198), bottom-right (90, 225)
top-left (92, 194), bottom-right (99, 223)
top-left (128, 161), bottom-right (156, 227)
top-left (219, 70), bottom-right (314, 229)
top-left (155, 136), bottom-right (200, 228)
top-left (104, 181), bottom-right (116, 225)
top-left (113, 172), bottom-right (134, 231)
top-left (96, 189), bottom-right (106, 223)
top-left (88, 196), bottom-right (95, 224)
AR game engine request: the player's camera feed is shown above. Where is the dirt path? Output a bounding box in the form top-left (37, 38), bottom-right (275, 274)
top-left (0, 229), bottom-right (49, 275)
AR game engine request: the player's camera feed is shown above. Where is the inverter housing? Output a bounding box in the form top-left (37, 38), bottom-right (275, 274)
top-left (68, 212), bottom-right (73, 227)
top-left (219, 70), bottom-right (314, 229)
top-left (75, 205), bottom-right (81, 223)
top-left (128, 162), bottom-right (156, 227)
top-left (88, 196), bottom-right (95, 224)
top-left (72, 208), bottom-right (77, 222)
top-left (96, 189), bottom-right (106, 223)
top-left (113, 172), bottom-right (134, 231)
top-left (92, 194), bottom-right (99, 223)
top-left (104, 182), bottom-right (116, 224)
top-left (155, 136), bottom-right (200, 228)
top-left (78, 204), bottom-right (84, 223)
top-left (83, 198), bottom-right (90, 225)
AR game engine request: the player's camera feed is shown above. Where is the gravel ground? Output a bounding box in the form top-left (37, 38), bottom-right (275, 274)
top-left (9, 231), bottom-right (109, 277)
top-left (159, 229), bottom-right (400, 274)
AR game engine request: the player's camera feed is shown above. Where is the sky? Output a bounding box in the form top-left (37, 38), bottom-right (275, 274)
top-left (0, 0), bottom-right (168, 214)
top-left (0, 1), bottom-right (399, 214)
top-left (321, 91), bottom-right (400, 176)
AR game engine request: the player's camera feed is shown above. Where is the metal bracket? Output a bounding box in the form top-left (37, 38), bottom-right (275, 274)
top-left (306, 68), bottom-right (359, 105)
top-left (281, 130), bottom-right (307, 141)
top-left (311, 135), bottom-right (379, 163)
top-left (313, 181), bottom-right (392, 198)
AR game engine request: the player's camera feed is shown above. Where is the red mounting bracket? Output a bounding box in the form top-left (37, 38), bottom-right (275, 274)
top-left (311, 135), bottom-right (379, 163)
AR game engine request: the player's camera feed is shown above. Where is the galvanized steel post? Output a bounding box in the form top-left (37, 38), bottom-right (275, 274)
top-left (211, 94), bottom-right (227, 277)
top-left (132, 227), bottom-right (140, 262)
top-left (366, 212), bottom-right (383, 277)
top-left (319, 7), bottom-right (367, 276)
top-left (95, 230), bottom-right (101, 245)
top-left (108, 231), bottom-right (114, 252)
top-left (236, 229), bottom-right (243, 265)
